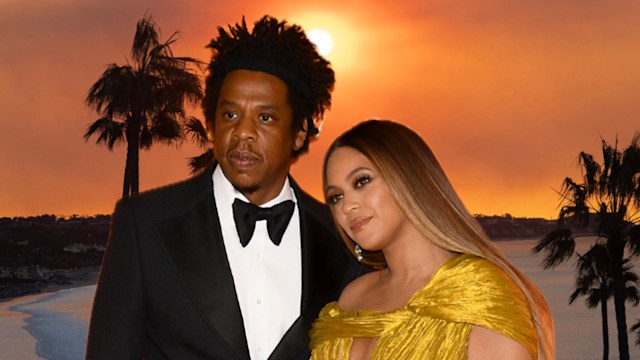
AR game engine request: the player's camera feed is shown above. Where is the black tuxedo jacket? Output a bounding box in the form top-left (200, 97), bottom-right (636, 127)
top-left (86, 166), bottom-right (362, 359)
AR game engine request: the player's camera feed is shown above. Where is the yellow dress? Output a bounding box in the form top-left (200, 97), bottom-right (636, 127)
top-left (309, 254), bottom-right (537, 359)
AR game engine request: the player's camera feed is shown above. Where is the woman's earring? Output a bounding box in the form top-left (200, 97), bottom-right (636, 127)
top-left (354, 244), bottom-right (363, 262)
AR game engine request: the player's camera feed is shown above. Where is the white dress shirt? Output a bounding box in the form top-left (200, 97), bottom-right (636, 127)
top-left (213, 165), bottom-right (302, 360)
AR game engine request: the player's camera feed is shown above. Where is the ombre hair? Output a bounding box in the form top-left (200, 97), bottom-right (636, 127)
top-left (322, 119), bottom-right (554, 360)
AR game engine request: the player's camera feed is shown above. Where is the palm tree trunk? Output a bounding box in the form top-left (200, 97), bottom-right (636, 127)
top-left (613, 277), bottom-right (629, 360)
top-left (130, 140), bottom-right (140, 195)
top-left (122, 160), bottom-right (130, 197)
top-left (122, 141), bottom-right (139, 196)
top-left (610, 237), bottom-right (629, 360)
top-left (123, 117), bottom-right (141, 197)
top-left (600, 296), bottom-right (609, 360)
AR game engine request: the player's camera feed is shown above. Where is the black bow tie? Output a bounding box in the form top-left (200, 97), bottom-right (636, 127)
top-left (232, 199), bottom-right (295, 247)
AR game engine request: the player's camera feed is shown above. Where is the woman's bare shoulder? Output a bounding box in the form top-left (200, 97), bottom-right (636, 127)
top-left (468, 325), bottom-right (533, 360)
top-left (337, 270), bottom-right (382, 311)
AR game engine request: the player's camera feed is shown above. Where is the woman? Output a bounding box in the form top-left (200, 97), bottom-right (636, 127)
top-left (310, 120), bottom-right (554, 359)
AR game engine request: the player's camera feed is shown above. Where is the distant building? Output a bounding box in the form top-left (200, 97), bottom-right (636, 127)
top-left (63, 243), bottom-right (106, 253)
top-left (12, 265), bottom-right (51, 280)
top-left (0, 267), bottom-right (12, 278)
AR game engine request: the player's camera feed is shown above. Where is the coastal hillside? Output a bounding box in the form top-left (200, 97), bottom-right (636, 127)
top-left (0, 215), bottom-right (109, 299)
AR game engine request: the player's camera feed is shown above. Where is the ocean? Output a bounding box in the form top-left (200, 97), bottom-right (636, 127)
top-left (500, 237), bottom-right (640, 359)
top-left (1, 236), bottom-right (639, 359)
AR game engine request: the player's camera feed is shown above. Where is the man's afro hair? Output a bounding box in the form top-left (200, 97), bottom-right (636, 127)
top-left (202, 15), bottom-right (335, 156)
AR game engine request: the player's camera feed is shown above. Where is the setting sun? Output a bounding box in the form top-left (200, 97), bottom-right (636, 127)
top-left (307, 28), bottom-right (334, 56)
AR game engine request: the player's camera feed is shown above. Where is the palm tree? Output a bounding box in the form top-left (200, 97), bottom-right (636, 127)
top-left (569, 243), bottom-right (639, 360)
top-left (84, 14), bottom-right (203, 196)
top-left (184, 117), bottom-right (214, 174)
top-left (571, 244), bottom-right (613, 360)
top-left (533, 133), bottom-right (640, 360)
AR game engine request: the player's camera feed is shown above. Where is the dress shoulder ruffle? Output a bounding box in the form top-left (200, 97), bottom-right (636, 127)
top-left (310, 254), bottom-right (538, 359)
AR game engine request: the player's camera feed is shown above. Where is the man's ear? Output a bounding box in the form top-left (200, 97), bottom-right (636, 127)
top-left (293, 120), bottom-right (308, 151)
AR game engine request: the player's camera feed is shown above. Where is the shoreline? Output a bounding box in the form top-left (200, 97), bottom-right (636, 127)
top-left (0, 267), bottom-right (100, 304)
top-left (1, 284), bottom-right (97, 360)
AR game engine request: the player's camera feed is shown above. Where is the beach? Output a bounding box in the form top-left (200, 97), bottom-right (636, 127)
top-left (0, 268), bottom-right (98, 360)
top-left (0, 285), bottom-right (95, 360)
top-left (2, 237), bottom-right (640, 359)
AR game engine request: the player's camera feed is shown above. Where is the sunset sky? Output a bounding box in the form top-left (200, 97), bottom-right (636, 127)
top-left (1, 0), bottom-right (639, 218)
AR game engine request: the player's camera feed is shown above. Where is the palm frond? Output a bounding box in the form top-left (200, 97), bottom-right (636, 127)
top-left (532, 228), bottom-right (575, 269)
top-left (185, 117), bottom-right (209, 148)
top-left (568, 244), bottom-right (613, 310)
top-left (187, 149), bottom-right (215, 175)
top-left (140, 123), bottom-right (153, 149)
top-left (83, 117), bottom-right (125, 150)
top-left (579, 151), bottom-right (600, 194)
top-left (85, 64), bottom-right (135, 116)
top-left (131, 14), bottom-right (161, 66)
top-left (151, 111), bottom-right (183, 145)
top-left (631, 319), bottom-right (640, 346)
top-left (628, 225), bottom-right (640, 256)
top-left (626, 286), bottom-right (640, 306)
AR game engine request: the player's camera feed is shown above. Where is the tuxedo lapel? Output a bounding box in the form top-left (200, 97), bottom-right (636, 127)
top-left (155, 169), bottom-right (251, 360)
top-left (269, 182), bottom-right (353, 360)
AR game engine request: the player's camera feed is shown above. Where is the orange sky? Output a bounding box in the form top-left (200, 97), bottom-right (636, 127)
top-left (1, 0), bottom-right (639, 218)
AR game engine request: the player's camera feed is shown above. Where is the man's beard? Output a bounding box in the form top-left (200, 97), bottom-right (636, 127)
top-left (233, 184), bottom-right (259, 199)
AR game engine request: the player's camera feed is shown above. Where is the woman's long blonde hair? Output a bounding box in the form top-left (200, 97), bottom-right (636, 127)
top-left (322, 119), bottom-right (554, 359)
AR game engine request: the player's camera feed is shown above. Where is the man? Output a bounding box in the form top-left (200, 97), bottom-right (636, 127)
top-left (86, 15), bottom-right (362, 360)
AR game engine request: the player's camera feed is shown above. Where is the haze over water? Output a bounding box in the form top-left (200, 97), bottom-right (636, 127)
top-left (500, 237), bottom-right (640, 360)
